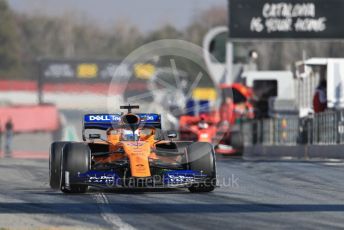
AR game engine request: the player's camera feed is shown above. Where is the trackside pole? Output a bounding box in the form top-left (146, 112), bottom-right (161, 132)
top-left (37, 59), bottom-right (43, 105)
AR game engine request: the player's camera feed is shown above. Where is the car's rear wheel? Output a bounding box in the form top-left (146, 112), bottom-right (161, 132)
top-left (49, 141), bottom-right (69, 189)
top-left (186, 142), bottom-right (216, 193)
top-left (60, 143), bottom-right (90, 193)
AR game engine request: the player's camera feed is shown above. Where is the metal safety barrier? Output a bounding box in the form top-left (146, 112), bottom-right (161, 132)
top-left (241, 110), bottom-right (344, 146)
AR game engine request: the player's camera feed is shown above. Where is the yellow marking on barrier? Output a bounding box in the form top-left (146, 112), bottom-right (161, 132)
top-left (77, 63), bottom-right (98, 78)
top-left (192, 88), bottom-right (217, 101)
top-left (134, 64), bottom-right (156, 79)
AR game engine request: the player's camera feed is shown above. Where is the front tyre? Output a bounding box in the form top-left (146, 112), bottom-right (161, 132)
top-left (60, 143), bottom-right (90, 193)
top-left (49, 141), bottom-right (69, 189)
top-left (187, 142), bottom-right (216, 193)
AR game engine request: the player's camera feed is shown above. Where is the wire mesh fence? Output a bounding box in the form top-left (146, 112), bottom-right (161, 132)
top-left (312, 111), bottom-right (337, 144)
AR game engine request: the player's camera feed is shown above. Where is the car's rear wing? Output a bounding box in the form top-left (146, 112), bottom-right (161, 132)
top-left (82, 113), bottom-right (161, 140)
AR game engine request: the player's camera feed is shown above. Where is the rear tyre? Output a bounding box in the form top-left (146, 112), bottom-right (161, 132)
top-left (49, 141), bottom-right (69, 189)
top-left (60, 143), bottom-right (90, 193)
top-left (187, 142), bottom-right (216, 193)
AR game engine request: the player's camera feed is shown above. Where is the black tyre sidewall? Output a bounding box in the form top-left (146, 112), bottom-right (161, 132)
top-left (175, 141), bottom-right (193, 151)
top-left (60, 142), bottom-right (91, 193)
top-left (49, 141), bottom-right (69, 189)
top-left (187, 142), bottom-right (216, 192)
top-left (176, 141), bottom-right (193, 167)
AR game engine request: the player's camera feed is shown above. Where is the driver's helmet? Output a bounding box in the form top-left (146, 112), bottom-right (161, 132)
top-left (198, 120), bottom-right (209, 129)
top-left (198, 114), bottom-right (209, 129)
top-left (121, 129), bottom-right (139, 141)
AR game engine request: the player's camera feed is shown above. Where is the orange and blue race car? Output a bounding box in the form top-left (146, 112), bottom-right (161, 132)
top-left (49, 105), bottom-right (216, 193)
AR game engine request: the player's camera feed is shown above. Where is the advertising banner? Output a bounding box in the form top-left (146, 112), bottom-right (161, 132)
top-left (40, 60), bottom-right (132, 82)
top-left (229, 0), bottom-right (344, 39)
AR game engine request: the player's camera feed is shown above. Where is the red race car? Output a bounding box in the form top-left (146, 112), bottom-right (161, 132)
top-left (179, 83), bottom-right (254, 155)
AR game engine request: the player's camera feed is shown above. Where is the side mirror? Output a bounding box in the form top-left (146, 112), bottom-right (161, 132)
top-left (167, 130), bottom-right (177, 139)
top-left (89, 133), bottom-right (101, 139)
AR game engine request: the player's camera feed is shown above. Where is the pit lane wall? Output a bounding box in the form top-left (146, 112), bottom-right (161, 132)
top-left (242, 110), bottom-right (344, 160)
top-left (0, 80), bottom-right (122, 138)
top-left (0, 104), bottom-right (60, 133)
top-left (0, 80), bottom-right (123, 110)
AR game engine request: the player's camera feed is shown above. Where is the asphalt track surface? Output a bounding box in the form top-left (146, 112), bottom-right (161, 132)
top-left (1, 157), bottom-right (344, 229)
top-left (1, 110), bottom-right (344, 229)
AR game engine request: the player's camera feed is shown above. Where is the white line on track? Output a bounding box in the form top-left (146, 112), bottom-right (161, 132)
top-left (322, 162), bottom-right (344, 166)
top-left (93, 193), bottom-right (136, 230)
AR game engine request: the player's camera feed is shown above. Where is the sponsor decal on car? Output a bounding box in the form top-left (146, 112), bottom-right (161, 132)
top-left (84, 114), bottom-right (160, 123)
top-left (78, 171), bottom-right (121, 186)
top-left (163, 170), bottom-right (206, 185)
top-left (85, 114), bottom-right (121, 122)
top-left (165, 175), bottom-right (196, 184)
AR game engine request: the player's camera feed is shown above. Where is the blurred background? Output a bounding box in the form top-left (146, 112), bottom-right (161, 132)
top-left (0, 0), bottom-right (229, 158)
top-left (2, 0), bottom-right (344, 159)
top-left (2, 2), bottom-right (344, 229)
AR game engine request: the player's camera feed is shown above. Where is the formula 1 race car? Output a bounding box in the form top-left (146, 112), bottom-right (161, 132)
top-left (179, 83), bottom-right (254, 155)
top-left (49, 105), bottom-right (216, 193)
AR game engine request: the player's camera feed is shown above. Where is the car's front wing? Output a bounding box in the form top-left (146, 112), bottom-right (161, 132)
top-left (67, 170), bottom-right (208, 189)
